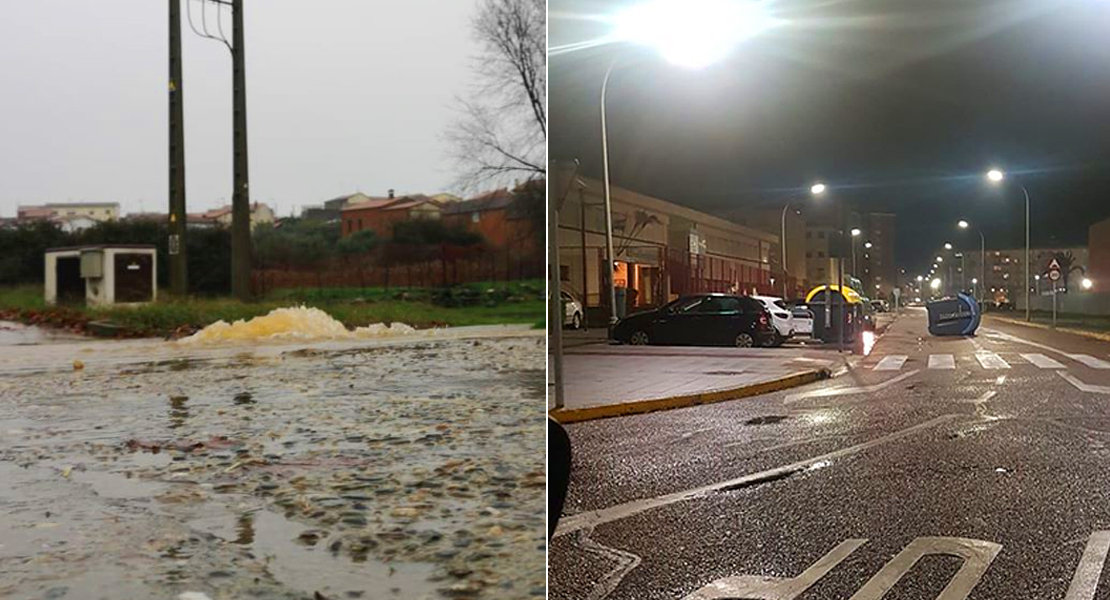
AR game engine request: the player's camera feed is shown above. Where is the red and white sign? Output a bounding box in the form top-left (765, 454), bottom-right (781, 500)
top-left (1047, 258), bottom-right (1062, 282)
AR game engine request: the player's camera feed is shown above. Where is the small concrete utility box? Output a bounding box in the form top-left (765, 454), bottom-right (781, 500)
top-left (45, 245), bottom-right (157, 306)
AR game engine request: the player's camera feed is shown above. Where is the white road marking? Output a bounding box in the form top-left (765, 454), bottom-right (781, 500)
top-left (553, 414), bottom-right (960, 537)
top-left (1064, 531), bottom-right (1110, 600)
top-left (683, 539), bottom-right (867, 600)
top-left (575, 527), bottom-right (642, 600)
top-left (848, 537), bottom-right (1001, 600)
top-left (929, 354), bottom-right (956, 369)
top-left (1020, 353), bottom-right (1067, 369)
top-left (1059, 371), bottom-right (1110, 394)
top-left (874, 355), bottom-right (908, 371)
top-left (1067, 354), bottom-right (1110, 370)
top-left (784, 370), bottom-right (920, 404)
top-left (975, 352), bottom-right (1010, 369)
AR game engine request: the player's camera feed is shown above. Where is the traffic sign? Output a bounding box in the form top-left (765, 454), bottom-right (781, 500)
top-left (1048, 258), bottom-right (1062, 282)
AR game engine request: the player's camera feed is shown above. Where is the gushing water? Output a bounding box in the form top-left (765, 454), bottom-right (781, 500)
top-left (179, 306), bottom-right (420, 344)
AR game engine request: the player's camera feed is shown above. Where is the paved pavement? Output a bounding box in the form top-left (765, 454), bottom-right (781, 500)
top-left (549, 307), bottom-right (1110, 600)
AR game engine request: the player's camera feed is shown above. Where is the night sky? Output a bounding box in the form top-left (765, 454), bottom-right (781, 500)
top-left (550, 0), bottom-right (1110, 278)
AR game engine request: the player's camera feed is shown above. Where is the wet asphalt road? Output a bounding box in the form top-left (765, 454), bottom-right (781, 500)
top-left (550, 308), bottom-right (1110, 600)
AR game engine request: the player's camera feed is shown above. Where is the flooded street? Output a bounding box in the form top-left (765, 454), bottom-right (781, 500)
top-left (0, 318), bottom-right (545, 599)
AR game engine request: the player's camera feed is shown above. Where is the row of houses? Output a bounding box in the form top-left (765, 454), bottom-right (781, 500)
top-left (7, 183), bottom-right (542, 254)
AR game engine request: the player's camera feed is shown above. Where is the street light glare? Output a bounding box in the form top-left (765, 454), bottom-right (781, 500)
top-left (987, 169), bottom-right (1004, 183)
top-left (864, 242), bottom-right (873, 249)
top-left (930, 278), bottom-right (941, 290)
top-left (958, 220), bottom-right (969, 229)
top-left (851, 228), bottom-right (861, 236)
top-left (810, 183), bottom-right (826, 195)
top-left (916, 275), bottom-right (924, 282)
top-left (1083, 278), bottom-right (1094, 290)
top-left (944, 243), bottom-right (952, 250)
top-left (613, 0), bottom-right (777, 69)
top-left (936, 256), bottom-right (943, 262)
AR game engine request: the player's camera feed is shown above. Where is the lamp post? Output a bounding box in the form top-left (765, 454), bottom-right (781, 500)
top-left (780, 183), bottom-right (826, 298)
top-left (987, 169), bottom-right (1030, 321)
top-left (958, 219), bottom-right (985, 304)
top-left (593, 0), bottom-right (777, 331)
top-left (850, 228), bottom-right (861, 277)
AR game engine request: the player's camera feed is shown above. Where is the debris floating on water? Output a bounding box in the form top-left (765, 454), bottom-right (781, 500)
top-left (179, 306), bottom-right (422, 344)
top-left (72, 360), bottom-right (84, 370)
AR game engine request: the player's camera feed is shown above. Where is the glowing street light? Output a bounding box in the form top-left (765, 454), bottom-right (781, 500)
top-left (850, 228), bottom-right (861, 237)
top-left (930, 278), bottom-right (941, 290)
top-left (613, 0), bottom-right (778, 69)
top-left (864, 242), bottom-right (873, 249)
top-left (810, 183), bottom-right (826, 195)
top-left (936, 256), bottom-right (943, 263)
top-left (986, 167), bottom-right (1031, 321)
top-left (1083, 278), bottom-right (1094, 290)
top-left (944, 243), bottom-right (952, 250)
top-left (958, 220), bottom-right (969, 229)
top-left (917, 275), bottom-right (924, 282)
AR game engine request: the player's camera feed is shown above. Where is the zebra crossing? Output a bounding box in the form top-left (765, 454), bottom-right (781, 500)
top-left (867, 352), bottom-right (1110, 372)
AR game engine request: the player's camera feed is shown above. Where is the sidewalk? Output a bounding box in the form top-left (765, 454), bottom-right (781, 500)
top-left (548, 344), bottom-right (835, 423)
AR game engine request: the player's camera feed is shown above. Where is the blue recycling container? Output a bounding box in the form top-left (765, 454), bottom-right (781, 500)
top-left (926, 293), bottom-right (981, 336)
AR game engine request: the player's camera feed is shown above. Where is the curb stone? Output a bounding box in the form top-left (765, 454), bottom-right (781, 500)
top-left (549, 368), bottom-right (831, 424)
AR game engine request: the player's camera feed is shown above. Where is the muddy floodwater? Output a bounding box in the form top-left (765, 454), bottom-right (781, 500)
top-left (0, 318), bottom-right (545, 600)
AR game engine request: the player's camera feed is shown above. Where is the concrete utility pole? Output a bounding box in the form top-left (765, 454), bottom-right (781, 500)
top-left (168, 0), bottom-right (188, 295)
top-left (230, 0), bottom-right (252, 301)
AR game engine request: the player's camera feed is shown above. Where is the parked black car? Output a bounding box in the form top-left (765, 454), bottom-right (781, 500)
top-left (611, 293), bottom-right (776, 347)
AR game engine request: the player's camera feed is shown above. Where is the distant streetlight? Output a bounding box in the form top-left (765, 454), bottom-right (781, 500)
top-left (936, 256), bottom-right (943, 263)
top-left (1083, 278), bottom-right (1094, 290)
top-left (780, 182), bottom-right (826, 298)
top-left (851, 228), bottom-right (861, 236)
top-left (944, 242), bottom-right (952, 250)
top-left (864, 241), bottom-right (873, 249)
top-left (986, 168), bottom-right (1031, 321)
top-left (931, 278), bottom-right (941, 290)
top-left (957, 219), bottom-right (986, 304)
top-left (916, 275), bottom-right (924, 282)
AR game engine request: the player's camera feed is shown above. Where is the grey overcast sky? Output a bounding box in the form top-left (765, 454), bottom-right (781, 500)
top-left (0, 0), bottom-right (481, 218)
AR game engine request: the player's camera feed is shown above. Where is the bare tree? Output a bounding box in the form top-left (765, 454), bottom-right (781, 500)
top-left (449, 0), bottom-right (546, 189)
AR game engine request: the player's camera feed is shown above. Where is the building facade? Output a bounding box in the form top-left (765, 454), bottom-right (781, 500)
top-left (960, 246), bottom-right (1089, 302)
top-left (340, 195), bottom-right (441, 238)
top-left (554, 172), bottom-right (778, 321)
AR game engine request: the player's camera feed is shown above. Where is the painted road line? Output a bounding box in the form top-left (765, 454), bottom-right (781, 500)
top-left (1065, 531), bottom-right (1110, 600)
top-left (784, 370), bottom-right (920, 404)
top-left (975, 352), bottom-right (1010, 369)
top-left (684, 539), bottom-right (868, 600)
top-left (1067, 354), bottom-right (1110, 370)
top-left (1059, 371), bottom-right (1110, 394)
top-left (1020, 353), bottom-right (1067, 369)
top-left (553, 414), bottom-right (960, 537)
top-left (874, 355), bottom-right (908, 371)
top-left (928, 354), bottom-right (956, 369)
top-left (848, 537), bottom-right (1001, 600)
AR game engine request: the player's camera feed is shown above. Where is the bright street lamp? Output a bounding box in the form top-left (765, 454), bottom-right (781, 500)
top-left (986, 168), bottom-right (1031, 321)
top-left (1083, 278), bottom-right (1094, 290)
top-left (595, 1), bottom-right (776, 329)
top-left (864, 242), bottom-right (873, 249)
top-left (944, 243), bottom-right (952, 250)
top-left (931, 278), bottom-right (941, 290)
top-left (917, 275), bottom-right (924, 282)
top-left (613, 0), bottom-right (778, 69)
top-left (851, 228), bottom-right (861, 237)
top-left (780, 182), bottom-right (826, 298)
top-left (936, 256), bottom-right (943, 263)
top-left (958, 220), bottom-right (969, 229)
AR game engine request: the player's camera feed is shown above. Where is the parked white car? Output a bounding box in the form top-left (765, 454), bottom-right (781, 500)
top-left (561, 291), bottom-right (584, 329)
top-left (791, 304), bottom-right (814, 336)
top-left (751, 295), bottom-right (794, 346)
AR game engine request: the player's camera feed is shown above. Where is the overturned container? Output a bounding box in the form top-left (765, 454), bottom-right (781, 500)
top-left (926, 293), bottom-right (981, 336)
